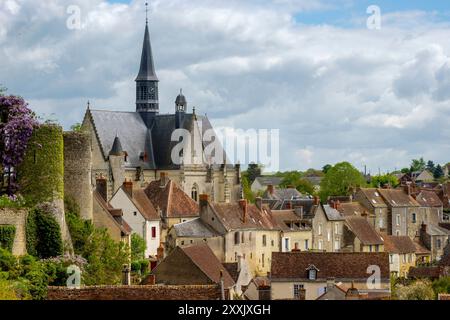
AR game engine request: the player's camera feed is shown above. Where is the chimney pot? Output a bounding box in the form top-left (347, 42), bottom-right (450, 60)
top-left (123, 180), bottom-right (133, 197)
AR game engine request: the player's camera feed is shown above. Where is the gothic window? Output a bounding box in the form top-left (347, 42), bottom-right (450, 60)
top-left (191, 184), bottom-right (198, 202)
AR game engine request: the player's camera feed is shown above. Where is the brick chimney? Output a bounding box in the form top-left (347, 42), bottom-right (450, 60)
top-left (298, 289), bottom-right (306, 301)
top-left (255, 197), bottom-right (263, 210)
top-left (313, 196), bottom-right (320, 206)
top-left (346, 282), bottom-right (360, 300)
top-left (292, 242), bottom-right (300, 252)
top-left (268, 185), bottom-right (274, 195)
top-left (96, 177), bottom-right (107, 201)
top-left (199, 194), bottom-right (209, 215)
top-left (123, 180), bottom-right (133, 198)
top-left (160, 172), bottom-right (168, 188)
top-left (239, 199), bottom-right (248, 223)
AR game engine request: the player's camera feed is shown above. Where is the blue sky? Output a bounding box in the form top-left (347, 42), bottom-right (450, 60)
top-left (2, 0), bottom-right (450, 173)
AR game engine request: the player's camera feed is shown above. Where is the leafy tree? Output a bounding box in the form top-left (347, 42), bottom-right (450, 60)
top-left (241, 175), bottom-right (255, 203)
top-left (410, 158), bottom-right (426, 173)
top-left (131, 233), bottom-right (146, 262)
top-left (279, 171), bottom-right (303, 187)
top-left (304, 168), bottom-right (324, 177)
top-left (322, 164), bottom-right (332, 174)
top-left (371, 174), bottom-right (400, 188)
top-left (426, 160), bottom-right (436, 173)
top-left (434, 164), bottom-right (444, 180)
top-left (246, 163), bottom-right (262, 184)
top-left (396, 280), bottom-right (435, 300)
top-left (432, 277), bottom-right (450, 298)
top-left (401, 168), bottom-right (410, 174)
top-left (70, 123), bottom-right (82, 132)
top-left (319, 162), bottom-right (366, 202)
top-left (294, 179), bottom-right (316, 196)
top-left (65, 211), bottom-right (94, 255)
top-left (82, 228), bottom-right (130, 286)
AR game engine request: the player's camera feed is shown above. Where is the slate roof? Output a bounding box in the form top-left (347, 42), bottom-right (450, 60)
top-left (271, 252), bottom-right (390, 280)
top-left (425, 224), bottom-right (450, 236)
top-left (322, 205), bottom-right (345, 221)
top-left (210, 202), bottom-right (278, 232)
top-left (173, 218), bottom-right (221, 238)
top-left (378, 189), bottom-right (419, 207)
top-left (254, 176), bottom-right (283, 187)
top-left (86, 109), bottom-right (229, 170)
top-left (415, 190), bottom-right (443, 207)
top-left (181, 245), bottom-right (235, 288)
top-left (145, 179), bottom-right (199, 219)
top-left (383, 235), bottom-right (416, 254)
top-left (263, 188), bottom-right (303, 201)
top-left (358, 189), bottom-right (388, 208)
top-left (344, 216), bottom-right (384, 245)
top-left (136, 23), bottom-right (158, 81)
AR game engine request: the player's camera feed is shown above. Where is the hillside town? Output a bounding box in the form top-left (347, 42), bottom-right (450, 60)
top-left (1, 9), bottom-right (450, 302)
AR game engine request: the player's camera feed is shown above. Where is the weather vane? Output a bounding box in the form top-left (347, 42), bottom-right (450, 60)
top-left (145, 2), bottom-right (149, 24)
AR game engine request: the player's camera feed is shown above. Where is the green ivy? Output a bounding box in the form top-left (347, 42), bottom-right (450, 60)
top-left (17, 124), bottom-right (64, 206)
top-left (26, 207), bottom-right (63, 259)
top-left (0, 226), bottom-right (16, 253)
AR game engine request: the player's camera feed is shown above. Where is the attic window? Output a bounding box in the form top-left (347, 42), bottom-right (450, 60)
top-left (308, 269), bottom-right (317, 280)
top-left (371, 199), bottom-right (377, 204)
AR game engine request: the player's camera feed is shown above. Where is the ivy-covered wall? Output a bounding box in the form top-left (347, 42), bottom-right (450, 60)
top-left (17, 124), bottom-right (64, 205)
top-left (0, 225), bottom-right (16, 252)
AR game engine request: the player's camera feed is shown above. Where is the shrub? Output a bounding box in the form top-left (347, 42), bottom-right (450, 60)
top-left (0, 195), bottom-right (26, 209)
top-left (0, 225), bottom-right (16, 252)
top-left (396, 280), bottom-right (435, 300)
top-left (65, 210), bottom-right (94, 255)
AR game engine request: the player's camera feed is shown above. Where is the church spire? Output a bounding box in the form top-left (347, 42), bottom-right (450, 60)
top-left (136, 2), bottom-right (159, 116)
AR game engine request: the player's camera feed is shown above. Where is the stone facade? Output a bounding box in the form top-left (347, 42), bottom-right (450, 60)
top-left (63, 131), bottom-right (93, 220)
top-left (46, 285), bottom-right (222, 300)
top-left (0, 208), bottom-right (28, 256)
top-left (311, 205), bottom-right (344, 252)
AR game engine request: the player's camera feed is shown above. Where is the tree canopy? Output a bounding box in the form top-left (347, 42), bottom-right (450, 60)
top-left (319, 162), bottom-right (366, 201)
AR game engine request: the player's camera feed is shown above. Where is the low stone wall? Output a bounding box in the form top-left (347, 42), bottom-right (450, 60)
top-left (0, 208), bottom-right (28, 255)
top-left (47, 285), bottom-right (222, 300)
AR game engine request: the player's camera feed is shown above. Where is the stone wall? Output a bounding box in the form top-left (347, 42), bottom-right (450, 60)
top-left (64, 131), bottom-right (93, 220)
top-left (0, 208), bottom-right (28, 255)
top-left (47, 285), bottom-right (222, 300)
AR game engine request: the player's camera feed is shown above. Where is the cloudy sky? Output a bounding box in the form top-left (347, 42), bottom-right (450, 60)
top-left (2, 0), bottom-right (450, 173)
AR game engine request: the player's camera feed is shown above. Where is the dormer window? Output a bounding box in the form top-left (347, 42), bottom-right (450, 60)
top-left (306, 265), bottom-right (319, 280)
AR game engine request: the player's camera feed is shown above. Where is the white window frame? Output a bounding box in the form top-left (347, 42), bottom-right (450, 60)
top-left (396, 214), bottom-right (400, 226)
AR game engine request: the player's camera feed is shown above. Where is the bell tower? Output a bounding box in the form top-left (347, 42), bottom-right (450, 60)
top-left (136, 3), bottom-right (159, 120)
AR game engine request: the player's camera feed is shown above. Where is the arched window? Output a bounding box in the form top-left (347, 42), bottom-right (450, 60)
top-left (191, 184), bottom-right (198, 202)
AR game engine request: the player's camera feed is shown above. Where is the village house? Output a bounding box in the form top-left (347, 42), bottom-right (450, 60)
top-left (383, 235), bottom-right (417, 278)
top-left (354, 188), bottom-right (388, 233)
top-left (414, 189), bottom-right (443, 227)
top-left (151, 244), bottom-right (235, 299)
top-left (377, 188), bottom-right (420, 238)
top-left (311, 202), bottom-right (345, 252)
top-left (109, 180), bottom-right (161, 258)
top-left (262, 185), bottom-right (307, 210)
top-left (342, 216), bottom-right (384, 253)
top-left (411, 170), bottom-right (434, 183)
top-left (270, 252), bottom-right (391, 300)
top-left (144, 174), bottom-right (199, 241)
top-left (419, 223), bottom-right (450, 261)
top-left (251, 177), bottom-right (283, 193)
top-left (271, 209), bottom-right (313, 252)
top-left (92, 190), bottom-right (132, 246)
top-left (244, 277), bottom-right (271, 300)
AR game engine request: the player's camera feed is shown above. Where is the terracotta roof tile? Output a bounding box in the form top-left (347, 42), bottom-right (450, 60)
top-left (271, 210), bottom-right (311, 232)
top-left (93, 191), bottom-right (132, 236)
top-left (130, 189), bottom-right (160, 220)
top-left (415, 190), bottom-right (443, 207)
top-left (383, 235), bottom-right (416, 254)
top-left (345, 216), bottom-right (384, 245)
top-left (378, 189), bottom-right (419, 207)
top-left (271, 252), bottom-right (390, 280)
top-left (338, 202), bottom-right (371, 217)
top-left (358, 189), bottom-right (388, 208)
top-left (145, 179), bottom-right (199, 219)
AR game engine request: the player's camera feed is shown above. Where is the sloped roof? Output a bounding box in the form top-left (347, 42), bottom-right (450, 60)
top-left (322, 205), bottom-right (345, 221)
top-left (93, 191), bottom-right (132, 235)
top-left (425, 224), bottom-right (450, 236)
top-left (130, 188), bottom-right (160, 221)
top-left (145, 179), bottom-right (199, 219)
top-left (378, 189), bottom-right (419, 207)
top-left (254, 176), bottom-right (283, 186)
top-left (271, 210), bottom-right (311, 232)
top-left (271, 252), bottom-right (390, 280)
top-left (211, 202), bottom-right (278, 232)
top-left (413, 240), bottom-right (431, 255)
top-left (358, 189), bottom-right (388, 208)
top-left (173, 218), bottom-right (221, 238)
top-left (263, 188), bottom-right (303, 201)
top-left (415, 190), bottom-right (443, 207)
top-left (409, 266), bottom-right (442, 279)
top-left (222, 263), bottom-right (239, 282)
top-left (338, 202), bottom-right (371, 217)
top-left (345, 216), bottom-right (384, 245)
top-left (383, 235), bottom-right (416, 254)
top-left (181, 245), bottom-right (235, 288)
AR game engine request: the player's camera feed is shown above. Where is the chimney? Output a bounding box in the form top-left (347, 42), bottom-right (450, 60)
top-left (239, 199), bottom-right (248, 223)
top-left (298, 289), bottom-right (306, 301)
top-left (237, 255), bottom-right (242, 272)
top-left (255, 197), bottom-right (263, 210)
top-left (160, 172), bottom-right (168, 188)
top-left (292, 242), bottom-right (300, 252)
top-left (146, 274), bottom-right (156, 285)
top-left (123, 180), bottom-right (133, 198)
top-left (327, 278), bottom-right (335, 291)
top-left (346, 282), bottom-right (360, 300)
top-left (96, 177), bottom-right (107, 201)
top-left (268, 185), bottom-right (274, 195)
top-left (122, 264), bottom-right (130, 286)
top-left (157, 243), bottom-right (164, 262)
top-left (404, 183), bottom-right (412, 197)
top-left (294, 207), bottom-right (304, 219)
top-left (199, 194), bottom-right (209, 215)
top-left (313, 196), bottom-right (320, 206)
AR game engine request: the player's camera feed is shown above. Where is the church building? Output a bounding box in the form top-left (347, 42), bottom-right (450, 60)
top-left (81, 18), bottom-right (241, 204)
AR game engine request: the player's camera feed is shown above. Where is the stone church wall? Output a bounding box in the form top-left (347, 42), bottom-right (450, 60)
top-left (63, 131), bottom-right (93, 220)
